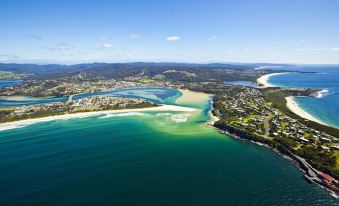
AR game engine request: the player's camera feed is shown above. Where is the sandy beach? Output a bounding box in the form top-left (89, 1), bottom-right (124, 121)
top-left (207, 111), bottom-right (220, 126)
top-left (0, 104), bottom-right (197, 131)
top-left (176, 89), bottom-right (220, 125)
top-left (176, 89), bottom-right (211, 104)
top-left (285, 96), bottom-right (326, 125)
top-left (256, 72), bottom-right (289, 87)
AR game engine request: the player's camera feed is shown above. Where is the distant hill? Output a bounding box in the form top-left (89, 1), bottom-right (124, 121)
top-left (0, 62), bottom-right (290, 81)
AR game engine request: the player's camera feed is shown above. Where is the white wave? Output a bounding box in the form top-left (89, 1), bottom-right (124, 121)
top-left (170, 114), bottom-right (188, 123)
top-left (316, 89), bottom-right (332, 98)
top-left (99, 112), bottom-right (149, 119)
top-left (0, 122), bottom-right (33, 131)
top-left (155, 112), bottom-right (172, 116)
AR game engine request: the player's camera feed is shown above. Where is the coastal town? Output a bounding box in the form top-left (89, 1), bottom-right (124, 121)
top-left (0, 95), bottom-right (156, 123)
top-left (0, 75), bottom-right (173, 97)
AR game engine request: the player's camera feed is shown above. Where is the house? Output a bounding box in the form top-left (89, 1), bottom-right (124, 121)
top-left (319, 173), bottom-right (338, 184)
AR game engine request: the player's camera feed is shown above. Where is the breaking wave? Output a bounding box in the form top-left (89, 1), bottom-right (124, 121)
top-left (155, 112), bottom-right (189, 123)
top-left (316, 89), bottom-right (333, 98)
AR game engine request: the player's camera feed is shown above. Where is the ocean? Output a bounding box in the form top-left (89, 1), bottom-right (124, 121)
top-left (266, 65), bottom-right (339, 129)
top-left (0, 87), bottom-right (337, 205)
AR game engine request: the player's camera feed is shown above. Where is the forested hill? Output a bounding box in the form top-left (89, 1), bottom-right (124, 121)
top-left (0, 62), bottom-right (289, 82)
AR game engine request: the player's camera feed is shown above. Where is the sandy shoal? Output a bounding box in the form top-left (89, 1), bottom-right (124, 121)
top-left (0, 104), bottom-right (196, 131)
top-left (176, 89), bottom-right (211, 105)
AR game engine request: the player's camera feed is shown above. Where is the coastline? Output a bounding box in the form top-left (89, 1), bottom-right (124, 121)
top-left (285, 96), bottom-right (327, 125)
top-left (212, 123), bottom-right (339, 198)
top-left (0, 104), bottom-right (197, 131)
top-left (256, 72), bottom-right (289, 87)
top-left (207, 98), bottom-right (220, 126)
top-left (257, 72), bottom-right (330, 127)
top-left (176, 89), bottom-right (220, 125)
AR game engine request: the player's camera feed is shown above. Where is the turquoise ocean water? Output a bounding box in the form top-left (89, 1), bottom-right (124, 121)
top-left (0, 87), bottom-right (337, 205)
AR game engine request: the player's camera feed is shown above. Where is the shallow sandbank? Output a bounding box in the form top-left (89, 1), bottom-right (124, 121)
top-left (176, 89), bottom-right (211, 105)
top-left (0, 104), bottom-right (197, 131)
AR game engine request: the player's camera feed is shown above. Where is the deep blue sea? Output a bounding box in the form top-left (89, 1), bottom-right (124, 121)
top-left (266, 65), bottom-right (339, 128)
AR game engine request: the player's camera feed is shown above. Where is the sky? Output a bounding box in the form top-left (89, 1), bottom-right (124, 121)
top-left (0, 0), bottom-right (339, 64)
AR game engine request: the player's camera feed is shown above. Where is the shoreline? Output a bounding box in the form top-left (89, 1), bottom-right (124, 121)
top-left (0, 104), bottom-right (197, 131)
top-left (256, 72), bottom-right (289, 87)
top-left (207, 98), bottom-right (220, 126)
top-left (213, 125), bottom-right (339, 198)
top-left (285, 96), bottom-right (327, 125)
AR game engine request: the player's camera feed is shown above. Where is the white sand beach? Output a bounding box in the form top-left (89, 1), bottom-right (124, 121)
top-left (256, 73), bottom-right (288, 87)
top-left (176, 89), bottom-right (211, 104)
top-left (285, 96), bottom-right (326, 125)
top-left (0, 104), bottom-right (197, 131)
top-left (0, 96), bottom-right (40, 101)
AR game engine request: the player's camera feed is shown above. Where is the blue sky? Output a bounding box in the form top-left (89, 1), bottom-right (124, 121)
top-left (1, 0), bottom-right (339, 64)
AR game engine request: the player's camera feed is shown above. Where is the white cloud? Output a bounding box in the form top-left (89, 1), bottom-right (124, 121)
top-left (0, 54), bottom-right (19, 60)
top-left (96, 36), bottom-right (111, 41)
top-left (297, 48), bottom-right (307, 51)
top-left (28, 34), bottom-right (43, 40)
top-left (297, 48), bottom-right (335, 52)
top-left (208, 36), bottom-right (217, 41)
top-left (226, 50), bottom-right (235, 54)
top-left (299, 39), bottom-right (305, 42)
top-left (311, 48), bottom-right (327, 51)
top-left (166, 36), bottom-right (181, 41)
top-left (96, 43), bottom-right (113, 50)
top-left (129, 34), bottom-right (140, 40)
top-left (56, 42), bottom-right (71, 46)
top-left (44, 42), bottom-right (74, 51)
